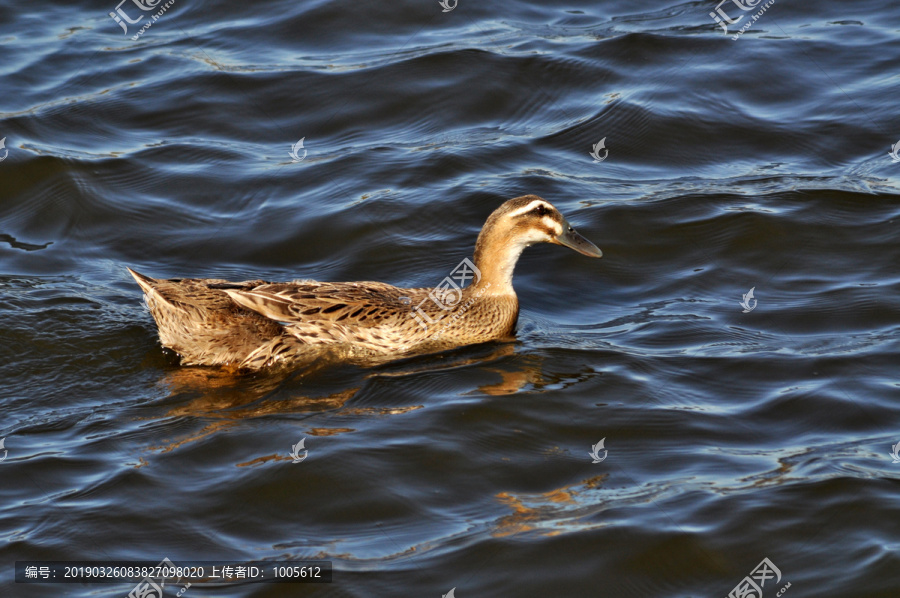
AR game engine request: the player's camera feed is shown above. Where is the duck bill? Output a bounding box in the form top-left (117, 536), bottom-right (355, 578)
top-left (555, 221), bottom-right (602, 258)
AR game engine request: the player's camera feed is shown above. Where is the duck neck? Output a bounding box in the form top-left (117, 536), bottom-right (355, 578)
top-left (469, 228), bottom-right (526, 297)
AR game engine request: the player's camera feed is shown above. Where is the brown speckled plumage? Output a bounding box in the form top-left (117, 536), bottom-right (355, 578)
top-left (128, 195), bottom-right (602, 370)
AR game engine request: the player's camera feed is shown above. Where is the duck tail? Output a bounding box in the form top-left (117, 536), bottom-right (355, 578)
top-left (127, 267), bottom-right (178, 311)
top-left (126, 267), bottom-right (158, 295)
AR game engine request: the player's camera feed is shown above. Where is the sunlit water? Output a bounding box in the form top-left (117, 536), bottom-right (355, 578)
top-left (2, 0), bottom-right (899, 596)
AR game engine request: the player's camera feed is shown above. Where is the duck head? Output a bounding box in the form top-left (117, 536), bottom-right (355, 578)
top-left (471, 195), bottom-right (601, 294)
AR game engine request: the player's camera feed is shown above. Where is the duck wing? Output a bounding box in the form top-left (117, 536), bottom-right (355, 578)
top-left (224, 281), bottom-right (424, 328)
top-left (225, 281), bottom-right (437, 352)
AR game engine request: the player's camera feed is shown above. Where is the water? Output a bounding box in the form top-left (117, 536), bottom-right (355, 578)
top-left (2, 0), bottom-right (899, 596)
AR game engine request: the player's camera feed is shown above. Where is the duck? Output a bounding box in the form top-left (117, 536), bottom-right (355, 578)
top-left (128, 195), bottom-right (602, 370)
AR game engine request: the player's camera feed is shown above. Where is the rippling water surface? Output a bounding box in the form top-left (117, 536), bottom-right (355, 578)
top-left (3, 0), bottom-right (900, 596)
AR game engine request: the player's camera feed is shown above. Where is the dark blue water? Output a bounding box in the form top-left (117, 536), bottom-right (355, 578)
top-left (2, 0), bottom-right (899, 596)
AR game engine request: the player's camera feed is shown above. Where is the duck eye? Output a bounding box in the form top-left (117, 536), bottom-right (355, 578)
top-left (533, 205), bottom-right (548, 216)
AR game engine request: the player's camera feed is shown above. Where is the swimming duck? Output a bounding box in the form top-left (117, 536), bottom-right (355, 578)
top-left (128, 195), bottom-right (602, 370)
